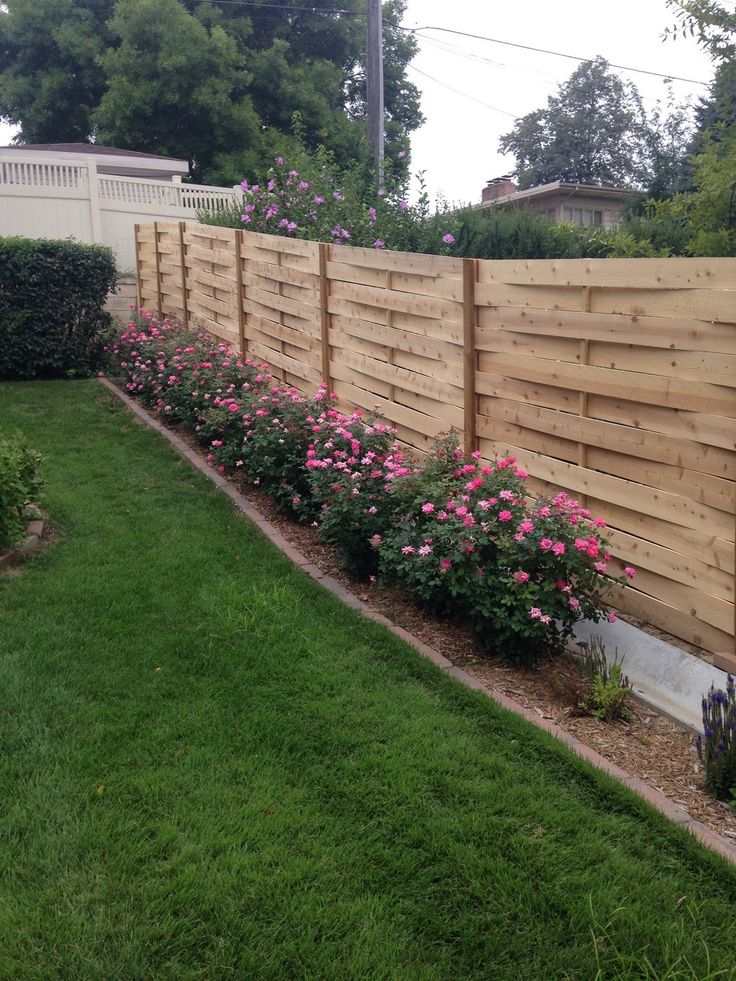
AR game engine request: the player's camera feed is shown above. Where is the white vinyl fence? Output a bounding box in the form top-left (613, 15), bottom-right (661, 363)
top-left (0, 155), bottom-right (238, 270)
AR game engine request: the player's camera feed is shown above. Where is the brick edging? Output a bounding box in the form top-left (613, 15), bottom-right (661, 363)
top-left (99, 377), bottom-right (736, 867)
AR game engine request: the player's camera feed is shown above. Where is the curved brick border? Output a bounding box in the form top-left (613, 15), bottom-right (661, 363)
top-left (99, 377), bottom-right (736, 867)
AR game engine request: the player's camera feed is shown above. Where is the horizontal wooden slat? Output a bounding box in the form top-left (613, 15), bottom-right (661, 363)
top-left (607, 584), bottom-right (733, 653)
top-left (477, 352), bottom-right (735, 416)
top-left (242, 230), bottom-right (319, 258)
top-left (476, 439), bottom-right (733, 539)
top-left (478, 256), bottom-right (736, 290)
top-left (476, 394), bottom-right (735, 478)
top-left (249, 341), bottom-right (322, 384)
top-left (329, 244), bottom-right (462, 277)
top-left (329, 279), bottom-right (463, 323)
top-left (242, 258), bottom-right (320, 290)
top-left (588, 342), bottom-right (736, 387)
top-left (245, 285), bottom-right (317, 320)
top-left (332, 314), bottom-right (463, 364)
top-left (476, 305), bottom-right (736, 355)
top-left (332, 348), bottom-right (464, 406)
top-left (605, 527), bottom-right (733, 602)
top-left (246, 314), bottom-right (317, 353)
top-left (587, 395), bottom-right (736, 452)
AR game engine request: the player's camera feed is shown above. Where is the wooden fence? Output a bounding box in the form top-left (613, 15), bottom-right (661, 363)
top-left (135, 220), bottom-right (736, 655)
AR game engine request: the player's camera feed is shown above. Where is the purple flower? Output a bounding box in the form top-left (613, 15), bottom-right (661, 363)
top-left (373, 239), bottom-right (385, 249)
top-left (275, 156), bottom-right (285, 165)
top-left (442, 233), bottom-right (455, 245)
top-left (399, 201), bottom-right (408, 211)
top-left (314, 195), bottom-right (325, 205)
top-left (333, 192), bottom-right (344, 201)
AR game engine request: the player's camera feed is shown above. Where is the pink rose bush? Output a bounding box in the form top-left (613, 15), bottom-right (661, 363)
top-left (377, 436), bottom-right (628, 663)
top-left (111, 318), bottom-right (631, 664)
top-left (305, 411), bottom-right (416, 577)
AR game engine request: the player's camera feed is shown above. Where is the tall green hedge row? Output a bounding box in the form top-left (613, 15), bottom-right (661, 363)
top-left (0, 238), bottom-right (117, 380)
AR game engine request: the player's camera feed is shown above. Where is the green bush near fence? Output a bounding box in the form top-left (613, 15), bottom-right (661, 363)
top-left (0, 238), bottom-right (117, 380)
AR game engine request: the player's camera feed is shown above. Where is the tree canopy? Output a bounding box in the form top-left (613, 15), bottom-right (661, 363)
top-left (0, 0), bottom-right (422, 183)
top-left (499, 58), bottom-right (656, 190)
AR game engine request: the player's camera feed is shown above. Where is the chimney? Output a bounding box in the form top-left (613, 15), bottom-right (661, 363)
top-left (482, 175), bottom-right (517, 204)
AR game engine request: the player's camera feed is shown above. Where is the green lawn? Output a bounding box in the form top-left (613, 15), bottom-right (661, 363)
top-left (1, 379), bottom-right (735, 981)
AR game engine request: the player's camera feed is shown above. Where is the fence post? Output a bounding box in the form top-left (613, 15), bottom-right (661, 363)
top-left (134, 223), bottom-right (143, 311)
top-left (234, 229), bottom-right (246, 358)
top-left (153, 221), bottom-right (163, 315)
top-left (86, 159), bottom-right (103, 246)
top-left (178, 221), bottom-right (189, 326)
top-left (578, 286), bottom-right (593, 509)
top-left (319, 243), bottom-right (331, 388)
top-left (462, 258), bottom-right (478, 458)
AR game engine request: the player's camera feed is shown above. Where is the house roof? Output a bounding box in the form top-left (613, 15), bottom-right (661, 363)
top-left (484, 180), bottom-right (640, 208)
top-left (1, 143), bottom-right (186, 164)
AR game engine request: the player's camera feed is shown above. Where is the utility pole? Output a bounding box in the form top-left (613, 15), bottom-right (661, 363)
top-left (366, 0), bottom-right (384, 186)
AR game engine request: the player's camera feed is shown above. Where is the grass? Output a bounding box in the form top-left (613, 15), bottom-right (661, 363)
top-left (1, 379), bottom-right (736, 980)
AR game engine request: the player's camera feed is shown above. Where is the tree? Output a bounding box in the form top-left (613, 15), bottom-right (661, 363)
top-left (499, 58), bottom-right (652, 190)
top-left (665, 0), bottom-right (736, 62)
top-left (0, 0), bottom-right (423, 185)
top-left (0, 0), bottom-right (115, 142)
top-left (643, 89), bottom-right (694, 198)
top-left (94, 0), bottom-right (261, 180)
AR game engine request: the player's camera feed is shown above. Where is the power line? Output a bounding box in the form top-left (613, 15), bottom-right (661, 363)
top-left (407, 64), bottom-right (519, 118)
top-left (401, 25), bottom-right (711, 86)
top-left (415, 32), bottom-right (561, 84)
top-left (198, 1), bottom-right (359, 12)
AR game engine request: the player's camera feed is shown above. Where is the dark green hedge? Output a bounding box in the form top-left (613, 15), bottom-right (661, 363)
top-left (0, 237), bottom-right (117, 380)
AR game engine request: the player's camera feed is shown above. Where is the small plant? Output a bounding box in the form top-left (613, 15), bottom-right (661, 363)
top-left (0, 435), bottom-right (44, 552)
top-left (696, 675), bottom-right (736, 802)
top-left (576, 636), bottom-right (633, 722)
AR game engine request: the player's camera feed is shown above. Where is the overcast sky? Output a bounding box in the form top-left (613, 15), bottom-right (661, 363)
top-left (0, 0), bottom-right (716, 202)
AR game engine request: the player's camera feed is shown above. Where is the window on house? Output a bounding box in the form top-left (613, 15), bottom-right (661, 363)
top-left (562, 207), bottom-right (602, 228)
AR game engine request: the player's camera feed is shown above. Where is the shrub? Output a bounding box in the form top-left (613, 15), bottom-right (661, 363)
top-left (380, 435), bottom-right (628, 664)
top-left (199, 150), bottom-right (428, 253)
top-left (0, 237), bottom-right (117, 380)
top-left (0, 435), bottom-right (44, 552)
top-left (305, 410), bottom-right (415, 577)
top-left (228, 385), bottom-right (329, 519)
top-left (576, 635), bottom-right (633, 722)
top-left (696, 675), bottom-right (736, 801)
top-left (110, 311), bottom-right (321, 519)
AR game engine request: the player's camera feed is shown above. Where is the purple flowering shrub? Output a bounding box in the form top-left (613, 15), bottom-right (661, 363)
top-left (199, 151), bottom-right (457, 253)
top-left (696, 676), bottom-right (736, 801)
top-left (380, 436), bottom-right (631, 663)
top-left (305, 410), bottom-right (415, 577)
